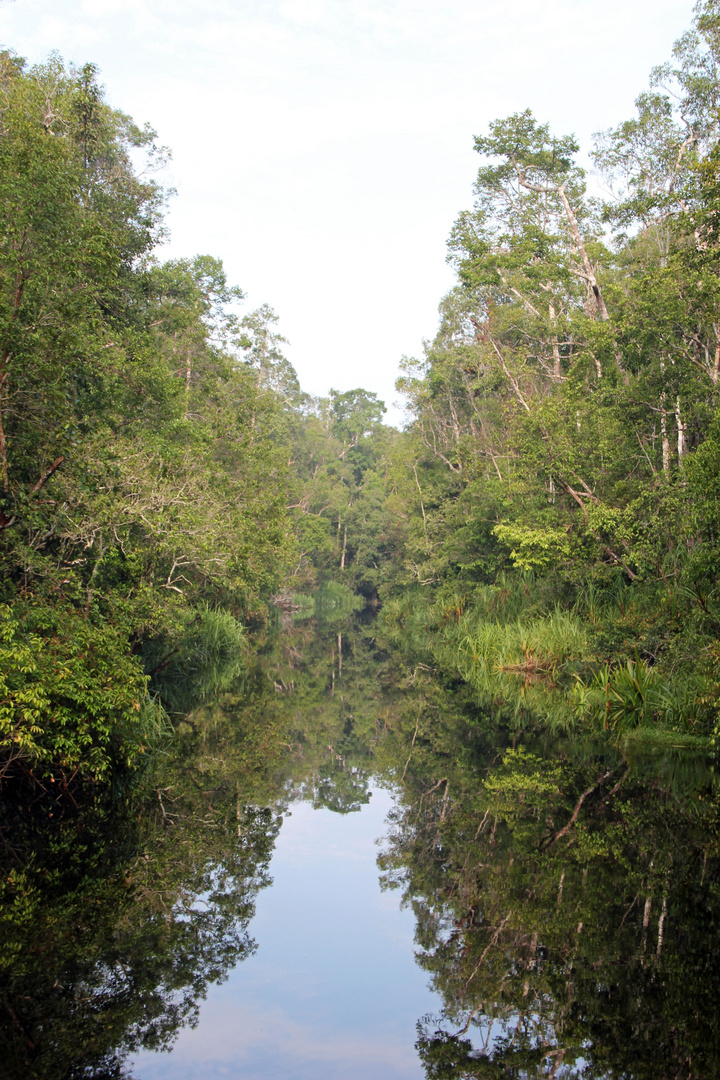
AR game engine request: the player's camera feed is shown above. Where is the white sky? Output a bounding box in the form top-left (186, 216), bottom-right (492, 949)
top-left (0, 0), bottom-right (695, 424)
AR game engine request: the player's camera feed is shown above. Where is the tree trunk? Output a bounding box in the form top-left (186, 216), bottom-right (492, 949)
top-left (661, 397), bottom-right (670, 475)
top-left (0, 357), bottom-right (8, 491)
top-left (549, 301), bottom-right (562, 378)
top-left (557, 185), bottom-right (610, 321)
top-left (413, 463), bottom-right (428, 537)
top-left (675, 397), bottom-right (685, 460)
top-left (656, 895), bottom-right (668, 957)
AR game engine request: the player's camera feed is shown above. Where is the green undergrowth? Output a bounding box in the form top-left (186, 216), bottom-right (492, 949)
top-left (0, 604), bottom-right (167, 785)
top-left (382, 578), bottom-right (719, 745)
top-left (291, 580), bottom-right (366, 624)
top-left (142, 605), bottom-right (248, 715)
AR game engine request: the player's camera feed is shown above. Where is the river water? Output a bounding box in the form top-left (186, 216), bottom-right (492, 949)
top-left (131, 785), bottom-right (440, 1080)
top-left (2, 611), bottom-right (719, 1078)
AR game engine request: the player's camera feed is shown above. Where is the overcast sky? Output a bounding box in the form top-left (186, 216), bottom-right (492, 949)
top-left (1, 0), bottom-right (695, 423)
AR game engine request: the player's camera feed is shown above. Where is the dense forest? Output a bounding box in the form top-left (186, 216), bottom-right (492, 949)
top-left (382, 0), bottom-right (720, 749)
top-left (2, 3), bottom-right (720, 1076)
top-left (0, 46), bottom-right (392, 791)
top-left (4, 3), bottom-right (720, 793)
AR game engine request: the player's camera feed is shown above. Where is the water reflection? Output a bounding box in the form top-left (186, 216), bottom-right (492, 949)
top-left (377, 659), bottom-right (720, 1079)
top-left (1, 610), bottom-right (719, 1079)
top-left (132, 789), bottom-right (435, 1080)
top-left (0, 602), bottom-right (392, 1078)
top-left (0, 793), bottom-right (280, 1079)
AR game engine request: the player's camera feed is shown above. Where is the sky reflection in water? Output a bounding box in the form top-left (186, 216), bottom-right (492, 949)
top-left (131, 785), bottom-right (436, 1079)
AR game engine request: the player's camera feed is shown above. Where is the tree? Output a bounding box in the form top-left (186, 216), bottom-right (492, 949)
top-left (0, 55), bottom-right (299, 787)
top-left (388, 1), bottom-right (720, 736)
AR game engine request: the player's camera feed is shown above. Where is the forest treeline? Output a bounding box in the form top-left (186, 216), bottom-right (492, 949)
top-left (0, 49), bottom-right (390, 789)
top-left (381, 0), bottom-right (720, 746)
top-left (3, 0), bottom-right (720, 793)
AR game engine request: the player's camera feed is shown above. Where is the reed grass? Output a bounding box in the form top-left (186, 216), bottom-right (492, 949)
top-left (383, 578), bottom-right (717, 741)
top-left (146, 605), bottom-right (247, 714)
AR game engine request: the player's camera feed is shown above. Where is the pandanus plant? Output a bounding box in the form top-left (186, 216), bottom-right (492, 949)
top-left (574, 659), bottom-right (672, 732)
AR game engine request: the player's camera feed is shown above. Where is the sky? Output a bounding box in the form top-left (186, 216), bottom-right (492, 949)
top-left (0, 0), bottom-right (696, 424)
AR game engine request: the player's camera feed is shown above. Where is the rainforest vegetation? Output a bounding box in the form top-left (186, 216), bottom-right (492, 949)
top-left (6, 5), bottom-right (720, 791)
top-left (3, 4), bottom-right (720, 1073)
top-left (0, 46), bottom-right (392, 792)
top-left (380, 0), bottom-right (720, 749)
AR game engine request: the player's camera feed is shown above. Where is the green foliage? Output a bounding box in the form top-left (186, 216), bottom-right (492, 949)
top-left (572, 657), bottom-right (715, 744)
top-left (308, 579), bottom-right (367, 622)
top-left (0, 604), bottom-right (160, 782)
top-left (144, 606), bottom-right (247, 714)
top-left (384, 2), bottom-right (720, 741)
top-left (0, 53), bottom-right (307, 788)
top-left (492, 522), bottom-right (570, 572)
top-left (283, 381), bottom-right (397, 598)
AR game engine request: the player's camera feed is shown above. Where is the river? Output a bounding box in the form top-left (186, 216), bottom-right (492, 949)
top-left (1, 609), bottom-right (719, 1078)
top-left (131, 785), bottom-right (439, 1079)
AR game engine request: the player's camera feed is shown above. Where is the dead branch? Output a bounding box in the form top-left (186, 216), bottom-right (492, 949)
top-left (545, 770), bottom-right (612, 848)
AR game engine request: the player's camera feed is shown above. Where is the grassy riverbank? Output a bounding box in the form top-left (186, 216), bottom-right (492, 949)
top-left (381, 577), bottom-right (719, 747)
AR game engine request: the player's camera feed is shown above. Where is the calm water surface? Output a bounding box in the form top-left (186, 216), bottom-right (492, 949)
top-left (130, 786), bottom-right (438, 1079)
top-left (3, 613), bottom-right (720, 1079)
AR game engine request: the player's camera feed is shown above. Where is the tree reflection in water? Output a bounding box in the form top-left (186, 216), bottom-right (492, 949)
top-left (2, 612), bottom-right (719, 1079)
top-left (0, 604), bottom-right (382, 1078)
top-left (377, 655), bottom-right (720, 1079)
top-left (0, 773), bottom-right (282, 1078)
